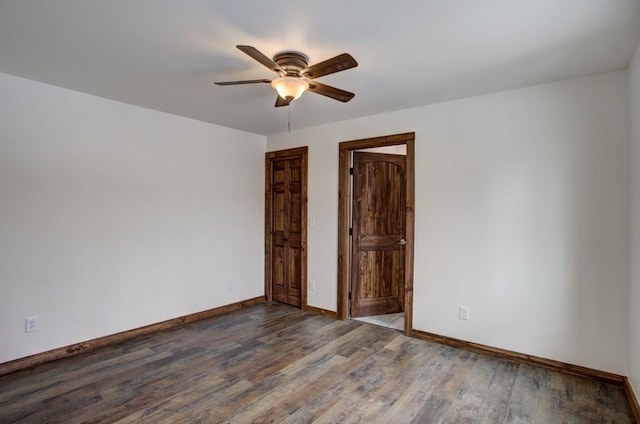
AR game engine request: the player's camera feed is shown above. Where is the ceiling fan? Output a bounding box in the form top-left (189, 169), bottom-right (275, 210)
top-left (215, 45), bottom-right (358, 107)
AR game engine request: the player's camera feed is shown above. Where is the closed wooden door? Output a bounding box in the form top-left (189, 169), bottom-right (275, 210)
top-left (351, 151), bottom-right (406, 317)
top-left (266, 148), bottom-right (307, 308)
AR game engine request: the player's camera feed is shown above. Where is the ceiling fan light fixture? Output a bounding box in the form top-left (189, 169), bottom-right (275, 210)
top-left (271, 76), bottom-right (309, 100)
top-left (215, 46), bottom-right (357, 106)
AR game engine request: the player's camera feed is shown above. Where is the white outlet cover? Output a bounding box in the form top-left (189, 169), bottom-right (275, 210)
top-left (25, 316), bottom-right (38, 333)
top-left (459, 306), bottom-right (469, 320)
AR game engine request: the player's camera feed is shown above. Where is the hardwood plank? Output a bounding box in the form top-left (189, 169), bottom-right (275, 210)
top-left (330, 339), bottom-right (445, 423)
top-left (379, 347), bottom-right (476, 422)
top-left (113, 377), bottom-right (251, 423)
top-left (0, 296), bottom-right (265, 377)
top-left (266, 328), bottom-right (405, 423)
top-left (358, 343), bottom-right (445, 420)
top-left (476, 359), bottom-right (519, 423)
top-left (276, 345), bottom-right (388, 423)
top-left (505, 364), bottom-right (549, 423)
top-left (0, 303), bottom-right (633, 423)
top-left (430, 348), bottom-right (479, 401)
top-left (440, 357), bottom-right (504, 423)
top-left (625, 377), bottom-right (640, 423)
top-left (412, 328), bottom-right (627, 386)
top-left (0, 349), bottom-right (173, 420)
top-left (554, 372), bottom-right (634, 422)
top-left (281, 333), bottom-right (412, 422)
top-left (219, 353), bottom-right (348, 422)
top-left (411, 395), bottom-right (452, 423)
top-left (310, 347), bottom-right (407, 424)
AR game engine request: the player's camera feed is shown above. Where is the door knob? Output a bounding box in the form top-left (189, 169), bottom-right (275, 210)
top-left (398, 239), bottom-right (407, 245)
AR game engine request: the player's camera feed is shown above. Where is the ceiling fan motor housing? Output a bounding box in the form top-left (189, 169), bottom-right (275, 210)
top-left (273, 51), bottom-right (309, 77)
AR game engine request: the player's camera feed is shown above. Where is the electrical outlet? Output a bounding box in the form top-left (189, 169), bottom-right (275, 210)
top-left (25, 316), bottom-right (38, 333)
top-left (309, 280), bottom-right (316, 291)
top-left (459, 306), bottom-right (469, 320)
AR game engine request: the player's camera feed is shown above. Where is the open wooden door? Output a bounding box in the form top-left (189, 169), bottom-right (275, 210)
top-left (350, 151), bottom-right (406, 317)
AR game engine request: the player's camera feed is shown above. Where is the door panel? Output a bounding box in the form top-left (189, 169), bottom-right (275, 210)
top-left (272, 242), bottom-right (286, 302)
top-left (287, 247), bottom-right (301, 306)
top-left (351, 151), bottom-right (406, 317)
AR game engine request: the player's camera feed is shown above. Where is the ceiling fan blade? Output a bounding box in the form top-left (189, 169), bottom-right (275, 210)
top-left (308, 82), bottom-right (355, 102)
top-left (237, 45), bottom-right (282, 74)
top-left (302, 53), bottom-right (358, 79)
top-left (275, 95), bottom-right (291, 107)
top-left (214, 79), bottom-right (271, 86)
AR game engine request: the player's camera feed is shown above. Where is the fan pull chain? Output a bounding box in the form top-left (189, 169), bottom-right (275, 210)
top-left (288, 104), bottom-right (291, 133)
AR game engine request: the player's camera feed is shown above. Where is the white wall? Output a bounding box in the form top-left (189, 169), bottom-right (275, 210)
top-left (0, 73), bottom-right (266, 364)
top-left (629, 45), bottom-right (640, 395)
top-left (268, 71), bottom-right (630, 374)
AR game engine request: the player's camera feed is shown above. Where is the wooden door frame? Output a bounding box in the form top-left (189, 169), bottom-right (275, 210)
top-left (337, 133), bottom-right (415, 336)
top-left (265, 146), bottom-right (308, 309)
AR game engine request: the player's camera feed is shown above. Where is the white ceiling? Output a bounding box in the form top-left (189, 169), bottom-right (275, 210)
top-left (1, 1), bottom-right (639, 136)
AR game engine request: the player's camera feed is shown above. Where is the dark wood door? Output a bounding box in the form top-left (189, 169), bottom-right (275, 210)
top-left (266, 149), bottom-right (307, 308)
top-left (351, 151), bottom-right (406, 317)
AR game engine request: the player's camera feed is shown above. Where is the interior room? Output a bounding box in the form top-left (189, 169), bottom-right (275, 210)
top-left (1, 1), bottom-right (640, 421)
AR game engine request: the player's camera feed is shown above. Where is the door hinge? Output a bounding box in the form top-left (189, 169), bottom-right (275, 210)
top-left (349, 228), bottom-right (353, 236)
top-left (349, 167), bottom-right (354, 175)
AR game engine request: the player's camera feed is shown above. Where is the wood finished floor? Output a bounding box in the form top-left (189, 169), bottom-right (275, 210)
top-left (0, 303), bottom-right (634, 423)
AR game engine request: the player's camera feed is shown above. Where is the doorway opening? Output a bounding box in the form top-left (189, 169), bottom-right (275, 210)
top-left (337, 133), bottom-right (415, 335)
